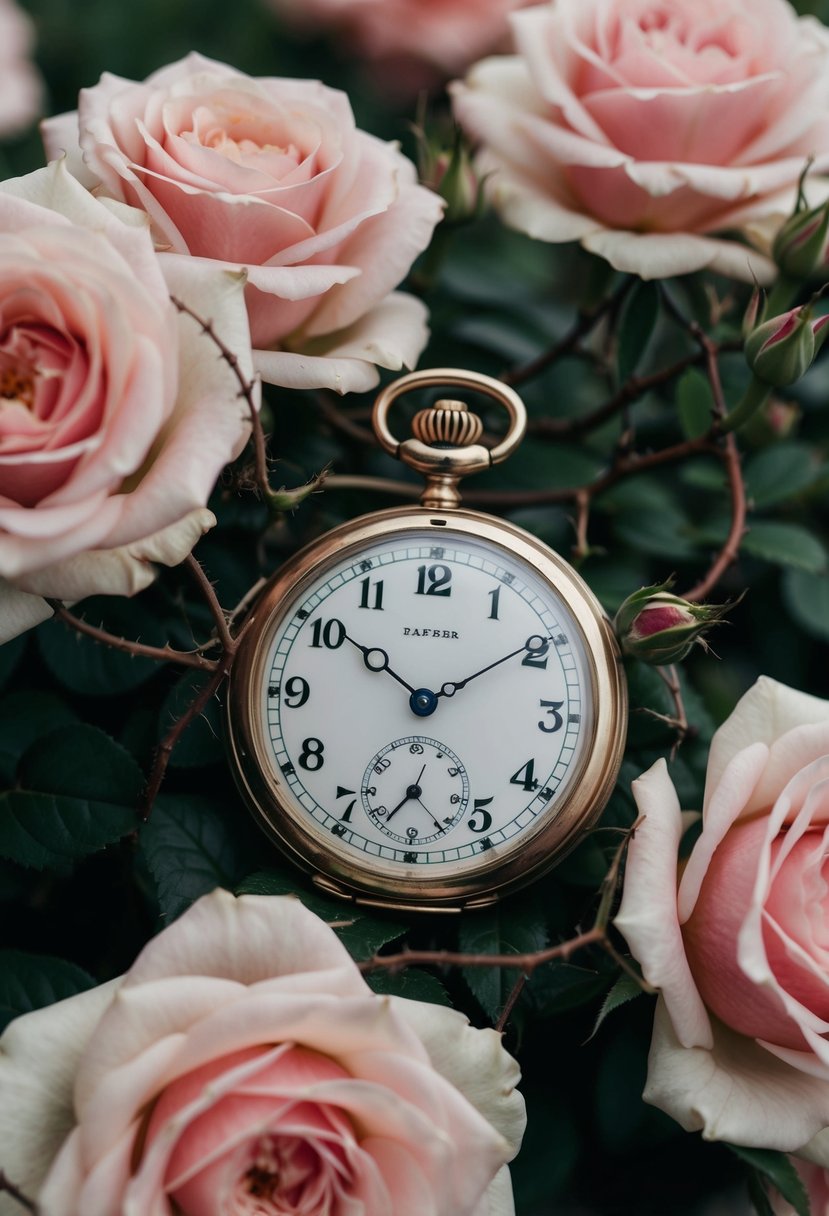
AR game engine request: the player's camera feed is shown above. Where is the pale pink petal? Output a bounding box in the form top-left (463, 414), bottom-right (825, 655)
top-left (614, 760), bottom-right (713, 1049)
top-left (643, 999), bottom-right (829, 1149)
top-left (390, 997), bottom-right (525, 1157)
top-left (256, 291), bottom-right (429, 393)
top-left (677, 742), bottom-right (769, 922)
top-left (0, 981), bottom-right (119, 1213)
top-left (705, 678), bottom-right (829, 814)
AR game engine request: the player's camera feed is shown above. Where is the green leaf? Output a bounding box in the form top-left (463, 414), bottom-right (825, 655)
top-left (0, 725), bottom-right (143, 870)
top-left (676, 367), bottom-right (714, 439)
top-left (591, 972), bottom-right (648, 1037)
top-left (0, 950), bottom-right (95, 1032)
top-left (728, 1146), bottom-right (810, 1216)
top-left (0, 691), bottom-right (77, 786)
top-left (158, 670), bottom-right (224, 769)
top-left (458, 898), bottom-right (548, 1023)
top-left (528, 962), bottom-right (606, 1015)
top-left (742, 522), bottom-right (826, 572)
top-left (37, 595), bottom-right (168, 696)
top-left (745, 443), bottom-right (817, 508)
top-left (783, 568), bottom-right (829, 642)
top-left (617, 280), bottom-right (660, 384)
top-left (365, 968), bottom-right (451, 1006)
top-left (236, 869), bottom-right (408, 958)
top-left (141, 795), bottom-right (262, 922)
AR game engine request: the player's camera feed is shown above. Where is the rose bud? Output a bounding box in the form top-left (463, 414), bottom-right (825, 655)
top-left (744, 299), bottom-right (829, 387)
top-left (773, 193), bottom-right (829, 281)
top-left (431, 135), bottom-right (485, 225)
top-left (615, 581), bottom-right (730, 665)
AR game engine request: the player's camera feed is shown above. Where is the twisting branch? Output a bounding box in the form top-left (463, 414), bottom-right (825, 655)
top-left (0, 1173), bottom-right (38, 1214)
top-left (183, 554), bottom-right (234, 652)
top-left (358, 820), bottom-right (652, 1033)
top-left (45, 600), bottom-right (218, 672)
top-left (502, 276), bottom-right (633, 388)
top-left (169, 295), bottom-right (270, 501)
top-left (140, 647), bottom-right (236, 820)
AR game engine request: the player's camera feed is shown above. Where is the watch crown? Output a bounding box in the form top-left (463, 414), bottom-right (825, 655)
top-left (411, 399), bottom-right (484, 448)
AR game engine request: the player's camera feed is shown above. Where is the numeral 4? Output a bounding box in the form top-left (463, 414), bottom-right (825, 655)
top-left (509, 759), bottom-right (540, 792)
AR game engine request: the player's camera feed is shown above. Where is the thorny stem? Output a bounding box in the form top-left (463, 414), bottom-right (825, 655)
top-left (651, 666), bottom-right (692, 758)
top-left (358, 821), bottom-right (649, 1030)
top-left (169, 295), bottom-right (270, 504)
top-left (45, 600), bottom-right (218, 672)
top-left (495, 975), bottom-right (529, 1034)
top-left (0, 1173), bottom-right (37, 1214)
top-left (502, 277), bottom-right (634, 388)
top-left (184, 554), bottom-right (234, 652)
top-left (140, 647), bottom-right (236, 820)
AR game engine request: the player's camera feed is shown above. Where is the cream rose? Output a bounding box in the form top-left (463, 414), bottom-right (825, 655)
top-left (0, 160), bottom-right (253, 643)
top-left (0, 889), bottom-right (525, 1216)
top-left (615, 677), bottom-right (829, 1158)
top-left (451, 0), bottom-right (829, 281)
top-left (43, 54), bottom-right (444, 395)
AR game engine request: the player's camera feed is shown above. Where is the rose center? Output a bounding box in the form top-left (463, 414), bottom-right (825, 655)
top-left (0, 363), bottom-right (35, 410)
top-left (234, 1135), bottom-right (319, 1215)
top-left (197, 125), bottom-right (299, 164)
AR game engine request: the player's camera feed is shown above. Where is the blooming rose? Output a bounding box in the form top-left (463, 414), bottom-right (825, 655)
top-left (615, 677), bottom-right (829, 1159)
top-left (0, 161), bottom-right (254, 644)
top-left (43, 54), bottom-right (444, 394)
top-left (0, 0), bottom-right (42, 138)
top-left (0, 889), bottom-right (525, 1216)
top-left (269, 0), bottom-right (532, 76)
top-left (451, 0), bottom-right (829, 281)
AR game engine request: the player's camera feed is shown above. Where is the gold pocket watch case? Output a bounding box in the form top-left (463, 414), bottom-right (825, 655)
top-left (227, 369), bottom-right (627, 912)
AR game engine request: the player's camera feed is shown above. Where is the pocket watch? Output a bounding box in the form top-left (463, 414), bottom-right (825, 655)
top-left (227, 369), bottom-right (627, 912)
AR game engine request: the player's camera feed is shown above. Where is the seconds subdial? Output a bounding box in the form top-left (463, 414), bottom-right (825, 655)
top-left (361, 738), bottom-right (469, 846)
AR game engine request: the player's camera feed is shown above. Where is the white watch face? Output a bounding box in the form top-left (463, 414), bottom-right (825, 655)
top-left (258, 528), bottom-right (594, 878)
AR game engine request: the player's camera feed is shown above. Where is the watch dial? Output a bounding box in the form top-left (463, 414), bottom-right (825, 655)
top-left (258, 529), bottom-right (594, 876)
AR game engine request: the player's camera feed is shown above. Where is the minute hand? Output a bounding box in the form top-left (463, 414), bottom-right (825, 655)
top-left (436, 635), bottom-right (552, 699)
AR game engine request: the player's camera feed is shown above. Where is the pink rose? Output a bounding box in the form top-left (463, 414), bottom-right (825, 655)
top-left (270, 0), bottom-right (532, 76)
top-left (0, 160), bottom-right (254, 643)
top-left (0, 889), bottom-right (525, 1216)
top-left (0, 0), bottom-right (42, 137)
top-left (615, 677), bottom-right (829, 1159)
top-left (451, 0), bottom-right (829, 281)
top-left (43, 54), bottom-right (444, 395)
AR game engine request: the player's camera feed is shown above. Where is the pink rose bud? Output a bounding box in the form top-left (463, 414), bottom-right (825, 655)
top-left (744, 300), bottom-right (829, 387)
top-left (772, 167), bottom-right (829, 280)
top-left (614, 580), bottom-right (731, 665)
top-left (431, 139), bottom-right (484, 224)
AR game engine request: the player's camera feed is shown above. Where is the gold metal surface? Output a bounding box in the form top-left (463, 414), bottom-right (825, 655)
top-left (371, 368), bottom-right (527, 510)
top-left (226, 507), bottom-right (627, 912)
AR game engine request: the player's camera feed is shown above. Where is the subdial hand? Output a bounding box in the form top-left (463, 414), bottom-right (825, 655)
top-left (344, 633), bottom-right (416, 695)
top-left (417, 797), bottom-right (445, 835)
top-left (385, 765), bottom-right (426, 823)
top-left (436, 634), bottom-right (553, 700)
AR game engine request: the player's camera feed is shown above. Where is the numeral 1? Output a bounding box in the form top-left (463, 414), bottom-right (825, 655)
top-left (487, 586), bottom-right (500, 620)
top-left (358, 577), bottom-right (384, 610)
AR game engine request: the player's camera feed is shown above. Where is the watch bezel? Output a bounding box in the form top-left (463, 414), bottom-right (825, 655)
top-left (226, 506), bottom-right (627, 910)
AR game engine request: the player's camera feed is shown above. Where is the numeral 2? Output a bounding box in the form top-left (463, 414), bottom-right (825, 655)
top-left (522, 636), bottom-right (549, 669)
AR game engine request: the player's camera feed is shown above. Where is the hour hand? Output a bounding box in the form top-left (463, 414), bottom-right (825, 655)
top-left (344, 634), bottom-right (416, 695)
